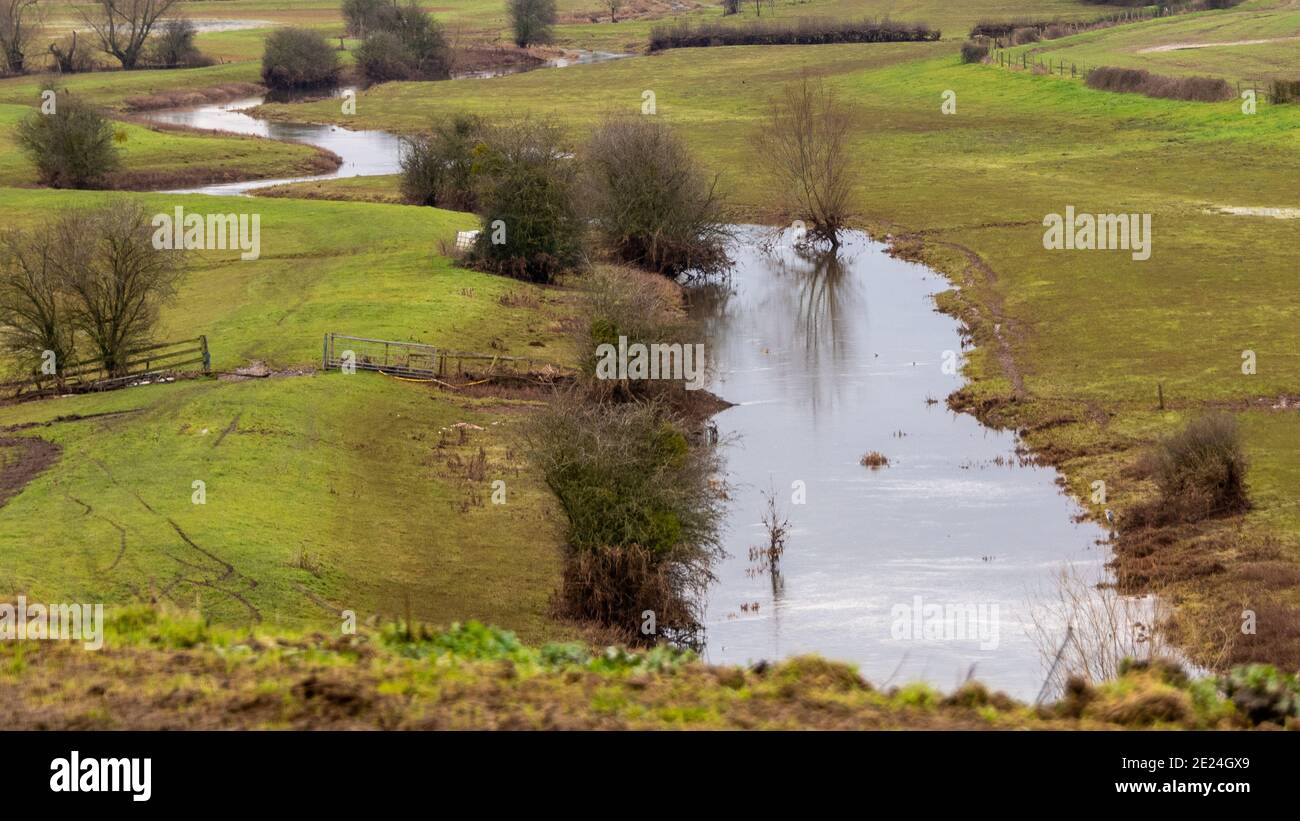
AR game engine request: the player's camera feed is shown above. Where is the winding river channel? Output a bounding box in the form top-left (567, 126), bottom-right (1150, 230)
top-left (141, 70), bottom-right (1136, 699)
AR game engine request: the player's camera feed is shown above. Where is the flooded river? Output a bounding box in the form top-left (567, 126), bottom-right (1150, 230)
top-left (141, 74), bottom-right (1140, 699)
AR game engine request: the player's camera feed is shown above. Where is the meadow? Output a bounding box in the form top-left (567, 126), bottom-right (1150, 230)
top-left (0, 0), bottom-right (1297, 675)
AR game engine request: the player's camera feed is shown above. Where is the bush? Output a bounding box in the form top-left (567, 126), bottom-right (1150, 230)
top-left (16, 97), bottom-right (120, 188)
top-left (582, 117), bottom-right (731, 278)
top-left (261, 27), bottom-right (340, 89)
top-left (1149, 413), bottom-right (1249, 521)
top-left (721, 0), bottom-right (740, 14)
top-left (1009, 26), bottom-right (1040, 45)
top-left (342, 0), bottom-right (396, 37)
top-left (649, 17), bottom-right (940, 51)
top-left (528, 396), bottom-right (724, 645)
top-left (1272, 79), bottom-right (1300, 104)
top-left (1085, 65), bottom-right (1233, 102)
top-left (466, 119), bottom-right (584, 283)
top-left (575, 265), bottom-right (703, 401)
top-left (960, 40), bottom-right (989, 64)
top-left (399, 113), bottom-right (481, 209)
top-left (355, 1), bottom-right (452, 83)
top-left (507, 0), bottom-right (556, 48)
top-left (146, 18), bottom-right (210, 68)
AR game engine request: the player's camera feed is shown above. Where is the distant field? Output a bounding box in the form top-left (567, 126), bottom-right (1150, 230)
top-left (1004, 4), bottom-right (1300, 83)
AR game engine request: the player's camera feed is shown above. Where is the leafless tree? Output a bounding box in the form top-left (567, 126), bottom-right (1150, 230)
top-left (79, 0), bottom-right (180, 69)
top-left (605, 0), bottom-right (622, 23)
top-left (0, 227), bottom-right (74, 380)
top-left (49, 201), bottom-right (184, 376)
top-left (753, 77), bottom-right (857, 248)
top-left (0, 0), bottom-right (41, 74)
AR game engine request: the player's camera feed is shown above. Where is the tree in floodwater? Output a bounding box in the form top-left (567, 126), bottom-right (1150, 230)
top-left (752, 77), bottom-right (858, 249)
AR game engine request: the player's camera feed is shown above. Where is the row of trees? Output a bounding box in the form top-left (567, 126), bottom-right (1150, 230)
top-left (0, 0), bottom-right (206, 75)
top-left (0, 201), bottom-right (184, 381)
top-left (400, 77), bottom-right (855, 284)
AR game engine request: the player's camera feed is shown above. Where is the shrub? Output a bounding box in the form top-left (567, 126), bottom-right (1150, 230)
top-left (1085, 65), bottom-right (1233, 103)
top-left (145, 18), bottom-right (209, 68)
top-left (1009, 26), bottom-right (1039, 45)
top-left (649, 17), bottom-right (939, 51)
top-left (399, 113), bottom-right (481, 209)
top-left (528, 396), bottom-right (724, 646)
top-left (466, 119), bottom-right (584, 283)
top-left (354, 1), bottom-right (452, 83)
top-left (960, 40), bottom-right (989, 64)
top-left (582, 117), bottom-right (731, 278)
top-left (342, 0), bottom-right (395, 37)
top-left (16, 96), bottom-right (120, 188)
top-left (1272, 79), bottom-right (1300, 104)
top-left (507, 0), bottom-right (556, 48)
top-left (575, 265), bottom-right (702, 401)
top-left (261, 27), bottom-right (340, 89)
top-left (721, 0), bottom-right (740, 14)
top-left (1149, 413), bottom-right (1249, 521)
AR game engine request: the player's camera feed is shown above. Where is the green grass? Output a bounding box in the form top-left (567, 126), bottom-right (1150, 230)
top-left (0, 188), bottom-right (574, 638)
top-left (0, 374), bottom-right (568, 639)
top-left (0, 104), bottom-right (331, 188)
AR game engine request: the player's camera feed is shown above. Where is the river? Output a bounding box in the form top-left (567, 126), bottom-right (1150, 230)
top-left (140, 73), bottom-right (1145, 700)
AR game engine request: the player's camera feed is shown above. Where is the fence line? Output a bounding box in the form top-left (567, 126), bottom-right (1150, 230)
top-left (321, 332), bottom-right (558, 381)
top-left (1, 336), bottom-right (211, 400)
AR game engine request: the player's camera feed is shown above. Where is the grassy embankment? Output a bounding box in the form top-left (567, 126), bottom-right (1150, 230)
top-left (0, 606), bottom-right (1278, 729)
top-left (251, 29), bottom-right (1300, 668)
top-left (0, 190), bottom-right (574, 641)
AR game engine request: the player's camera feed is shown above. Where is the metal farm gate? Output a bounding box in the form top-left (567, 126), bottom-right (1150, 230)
top-left (321, 333), bottom-right (550, 380)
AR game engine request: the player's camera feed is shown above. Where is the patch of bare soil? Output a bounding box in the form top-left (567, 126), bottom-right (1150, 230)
top-left (0, 436), bottom-right (60, 509)
top-left (1138, 36), bottom-right (1300, 53)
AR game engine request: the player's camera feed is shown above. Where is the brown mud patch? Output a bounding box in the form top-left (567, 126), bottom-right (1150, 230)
top-left (0, 436), bottom-right (60, 509)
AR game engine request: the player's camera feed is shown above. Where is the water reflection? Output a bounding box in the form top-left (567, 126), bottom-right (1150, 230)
top-left (695, 227), bottom-right (1111, 699)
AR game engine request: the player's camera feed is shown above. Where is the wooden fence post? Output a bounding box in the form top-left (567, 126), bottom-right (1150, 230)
top-left (200, 335), bottom-right (210, 374)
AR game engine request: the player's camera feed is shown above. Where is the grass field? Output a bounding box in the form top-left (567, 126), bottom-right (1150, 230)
top-left (0, 0), bottom-right (1298, 673)
top-left (0, 189), bottom-right (573, 640)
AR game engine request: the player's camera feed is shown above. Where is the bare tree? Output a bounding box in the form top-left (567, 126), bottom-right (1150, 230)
top-left (80, 0), bottom-right (180, 69)
top-left (50, 201), bottom-right (184, 376)
top-left (753, 77), bottom-right (857, 248)
top-left (0, 227), bottom-right (74, 381)
top-left (605, 0), bottom-right (622, 23)
top-left (0, 0), bottom-right (41, 74)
